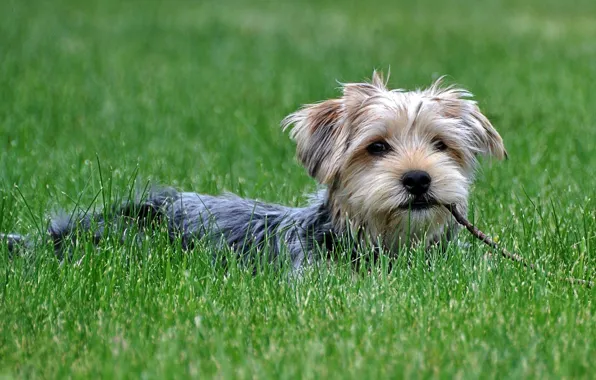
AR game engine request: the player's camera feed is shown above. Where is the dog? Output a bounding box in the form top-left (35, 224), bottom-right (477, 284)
top-left (1, 71), bottom-right (506, 270)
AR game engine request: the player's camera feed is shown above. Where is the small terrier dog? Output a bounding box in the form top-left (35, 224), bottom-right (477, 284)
top-left (2, 71), bottom-right (506, 269)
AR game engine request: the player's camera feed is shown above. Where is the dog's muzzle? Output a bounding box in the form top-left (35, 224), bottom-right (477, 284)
top-left (398, 196), bottom-right (438, 211)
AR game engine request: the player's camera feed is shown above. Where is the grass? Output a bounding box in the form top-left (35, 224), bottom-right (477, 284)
top-left (1, 0), bottom-right (596, 378)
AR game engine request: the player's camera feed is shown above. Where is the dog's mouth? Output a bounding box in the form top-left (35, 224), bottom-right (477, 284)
top-left (398, 196), bottom-right (439, 211)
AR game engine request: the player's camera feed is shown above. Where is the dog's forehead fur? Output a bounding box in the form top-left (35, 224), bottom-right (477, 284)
top-left (346, 91), bottom-right (466, 149)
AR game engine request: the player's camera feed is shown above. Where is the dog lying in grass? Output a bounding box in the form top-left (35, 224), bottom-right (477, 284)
top-left (2, 71), bottom-right (506, 270)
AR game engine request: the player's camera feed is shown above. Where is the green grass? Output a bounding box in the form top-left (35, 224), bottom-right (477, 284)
top-left (1, 0), bottom-right (596, 378)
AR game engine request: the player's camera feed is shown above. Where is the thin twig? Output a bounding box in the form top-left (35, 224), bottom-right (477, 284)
top-left (446, 204), bottom-right (593, 288)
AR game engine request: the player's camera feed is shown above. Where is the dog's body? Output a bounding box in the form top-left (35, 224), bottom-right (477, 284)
top-left (2, 72), bottom-right (506, 269)
top-left (3, 188), bottom-right (335, 268)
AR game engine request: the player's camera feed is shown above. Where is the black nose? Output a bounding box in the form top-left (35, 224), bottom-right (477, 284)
top-left (402, 170), bottom-right (431, 195)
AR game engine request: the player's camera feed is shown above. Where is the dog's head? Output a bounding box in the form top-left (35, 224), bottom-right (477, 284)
top-left (282, 71), bottom-right (506, 245)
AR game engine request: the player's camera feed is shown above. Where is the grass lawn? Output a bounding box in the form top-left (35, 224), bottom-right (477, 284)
top-left (1, 0), bottom-right (596, 378)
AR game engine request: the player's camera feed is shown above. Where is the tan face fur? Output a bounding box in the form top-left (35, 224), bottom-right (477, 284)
top-left (282, 71), bottom-right (506, 250)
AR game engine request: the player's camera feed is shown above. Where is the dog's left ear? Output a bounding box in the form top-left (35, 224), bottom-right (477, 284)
top-left (430, 81), bottom-right (507, 160)
top-left (461, 102), bottom-right (508, 160)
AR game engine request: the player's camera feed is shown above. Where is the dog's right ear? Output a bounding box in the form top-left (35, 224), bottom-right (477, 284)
top-left (281, 99), bottom-right (348, 185)
top-left (282, 73), bottom-right (388, 183)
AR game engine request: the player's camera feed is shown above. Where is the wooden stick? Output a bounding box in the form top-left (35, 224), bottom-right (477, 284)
top-left (446, 204), bottom-right (593, 288)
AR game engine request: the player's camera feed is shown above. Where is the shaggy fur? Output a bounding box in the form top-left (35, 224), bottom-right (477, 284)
top-left (1, 71), bottom-right (506, 269)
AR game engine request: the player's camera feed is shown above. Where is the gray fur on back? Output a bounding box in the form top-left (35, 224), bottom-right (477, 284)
top-left (40, 187), bottom-right (335, 269)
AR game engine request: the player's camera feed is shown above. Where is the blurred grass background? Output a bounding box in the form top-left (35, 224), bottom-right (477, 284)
top-left (1, 0), bottom-right (596, 378)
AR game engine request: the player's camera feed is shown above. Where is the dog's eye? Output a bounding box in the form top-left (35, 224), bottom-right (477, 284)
top-left (432, 139), bottom-right (448, 152)
top-left (367, 141), bottom-right (391, 156)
